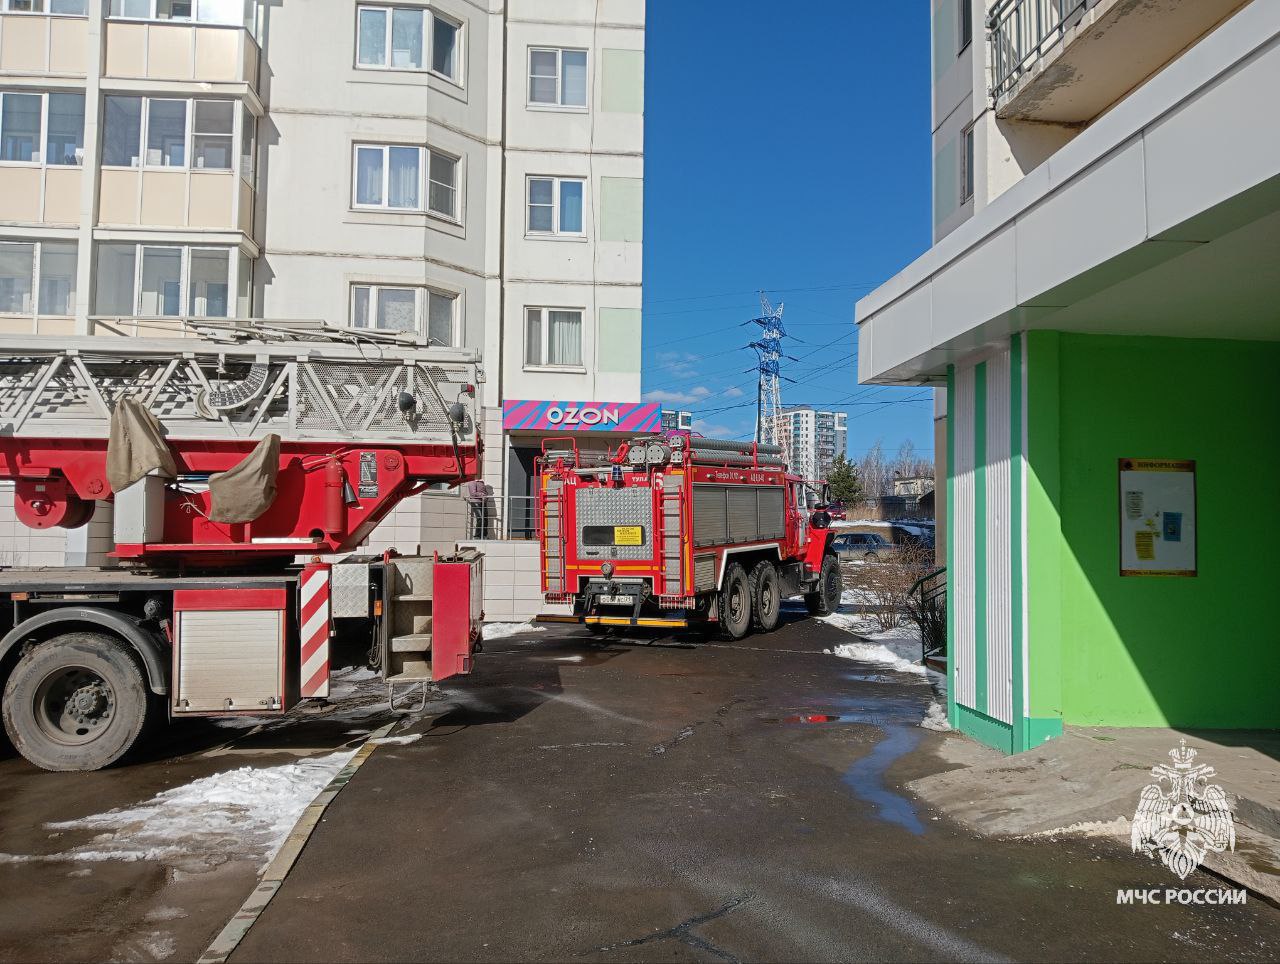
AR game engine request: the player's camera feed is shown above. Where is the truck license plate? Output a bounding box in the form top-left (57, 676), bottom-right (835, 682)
top-left (600, 594), bottom-right (635, 606)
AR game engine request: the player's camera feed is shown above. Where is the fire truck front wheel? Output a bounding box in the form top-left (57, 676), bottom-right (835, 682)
top-left (2, 632), bottom-right (154, 772)
top-left (750, 561), bottom-right (782, 633)
top-left (805, 554), bottom-right (842, 617)
top-left (717, 563), bottom-right (753, 640)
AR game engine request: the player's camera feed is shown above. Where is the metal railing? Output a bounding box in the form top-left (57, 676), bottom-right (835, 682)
top-left (988, 0), bottom-right (1092, 104)
top-left (466, 495), bottom-right (539, 541)
top-left (908, 566), bottom-right (948, 663)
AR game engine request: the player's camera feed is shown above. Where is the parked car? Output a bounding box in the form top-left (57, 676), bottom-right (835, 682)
top-left (831, 531), bottom-right (895, 562)
top-left (818, 501), bottom-right (847, 521)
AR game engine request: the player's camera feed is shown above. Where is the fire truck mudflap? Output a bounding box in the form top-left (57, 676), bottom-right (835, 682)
top-left (535, 433), bottom-right (841, 638)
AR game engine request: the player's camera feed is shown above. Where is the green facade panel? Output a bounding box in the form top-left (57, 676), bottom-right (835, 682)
top-left (600, 177), bottom-right (643, 243)
top-left (601, 49), bottom-right (644, 114)
top-left (597, 308), bottom-right (641, 374)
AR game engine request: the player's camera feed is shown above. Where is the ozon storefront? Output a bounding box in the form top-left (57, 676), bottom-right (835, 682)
top-left (502, 399), bottom-right (661, 538)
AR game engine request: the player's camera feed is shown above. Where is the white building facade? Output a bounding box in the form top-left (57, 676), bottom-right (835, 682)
top-left (772, 407), bottom-right (847, 481)
top-left (0, 0), bottom-right (646, 616)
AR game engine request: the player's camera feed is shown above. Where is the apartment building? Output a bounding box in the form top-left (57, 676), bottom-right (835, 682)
top-left (0, 0), bottom-right (646, 616)
top-left (771, 407), bottom-right (847, 482)
top-left (858, 0), bottom-right (1279, 751)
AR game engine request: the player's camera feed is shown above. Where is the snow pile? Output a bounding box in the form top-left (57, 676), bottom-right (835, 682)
top-left (482, 621), bottom-right (545, 640)
top-left (2, 750), bottom-right (355, 871)
top-left (328, 666), bottom-right (379, 700)
top-left (921, 701), bottom-right (950, 732)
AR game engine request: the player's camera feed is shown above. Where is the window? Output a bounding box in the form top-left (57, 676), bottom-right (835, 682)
top-left (238, 103), bottom-right (255, 183)
top-left (0, 92), bottom-right (40, 162)
top-left (0, 240), bottom-right (77, 316)
top-left (192, 99), bottom-right (233, 169)
top-left (526, 177), bottom-right (584, 235)
top-left (0, 90), bottom-right (83, 166)
top-left (1, 0), bottom-right (89, 14)
top-left (352, 143), bottom-right (458, 219)
top-left (94, 243), bottom-right (236, 318)
top-left (350, 284), bottom-right (458, 345)
top-left (355, 5), bottom-right (460, 81)
top-left (528, 48), bottom-right (587, 108)
top-left (46, 93), bottom-right (84, 165)
top-left (146, 99), bottom-right (186, 167)
top-left (108, 0), bottom-right (253, 26)
top-left (959, 0), bottom-right (972, 52)
top-left (103, 95), bottom-right (250, 175)
top-left (961, 122), bottom-right (975, 204)
top-left (524, 307), bottom-right (582, 368)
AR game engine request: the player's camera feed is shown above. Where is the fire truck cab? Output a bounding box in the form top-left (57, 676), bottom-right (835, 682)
top-left (536, 433), bottom-right (842, 638)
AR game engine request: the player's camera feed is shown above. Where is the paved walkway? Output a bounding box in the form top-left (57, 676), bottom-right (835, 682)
top-left (228, 614), bottom-right (1280, 962)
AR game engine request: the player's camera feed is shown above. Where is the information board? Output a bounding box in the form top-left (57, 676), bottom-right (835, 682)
top-left (1118, 459), bottom-right (1196, 577)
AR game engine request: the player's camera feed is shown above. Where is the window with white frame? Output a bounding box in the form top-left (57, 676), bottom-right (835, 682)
top-left (93, 242), bottom-right (248, 319)
top-left (528, 47), bottom-right (587, 108)
top-left (350, 284), bottom-right (458, 346)
top-left (524, 307), bottom-right (582, 368)
top-left (102, 95), bottom-right (249, 172)
top-left (1, 0), bottom-right (88, 13)
top-left (526, 176), bottom-right (584, 235)
top-left (0, 91), bottom-right (84, 165)
top-left (355, 4), bottom-right (460, 81)
top-left (108, 0), bottom-right (256, 28)
top-left (352, 143), bottom-right (458, 219)
top-left (961, 122), bottom-right (975, 204)
top-left (0, 240), bottom-right (77, 316)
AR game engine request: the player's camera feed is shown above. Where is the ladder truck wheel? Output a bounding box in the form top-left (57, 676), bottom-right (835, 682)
top-left (805, 553), bottom-right (842, 618)
top-left (749, 560), bottom-right (782, 633)
top-left (2, 632), bottom-right (153, 772)
top-left (717, 563), bottom-right (753, 640)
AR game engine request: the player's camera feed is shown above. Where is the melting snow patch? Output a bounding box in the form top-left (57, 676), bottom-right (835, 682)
top-left (0, 750), bottom-right (355, 872)
top-left (483, 621), bottom-right (545, 640)
top-left (370, 734), bottom-right (421, 746)
top-left (921, 701), bottom-right (950, 732)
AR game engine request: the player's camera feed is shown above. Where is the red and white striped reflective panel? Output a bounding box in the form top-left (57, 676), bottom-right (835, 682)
top-left (299, 564), bottom-right (331, 698)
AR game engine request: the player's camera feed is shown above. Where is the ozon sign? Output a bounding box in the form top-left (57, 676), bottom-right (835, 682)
top-left (548, 406), bottom-right (618, 427)
top-left (501, 400), bottom-right (662, 433)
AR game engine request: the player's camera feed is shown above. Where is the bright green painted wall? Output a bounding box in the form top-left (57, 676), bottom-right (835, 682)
top-left (1045, 333), bottom-right (1280, 728)
top-left (600, 177), bottom-right (643, 243)
top-left (601, 49), bottom-right (644, 113)
top-left (1025, 332), bottom-right (1063, 726)
top-left (597, 308), bottom-right (641, 373)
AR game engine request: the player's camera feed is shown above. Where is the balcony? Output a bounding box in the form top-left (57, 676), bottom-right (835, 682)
top-left (0, 11), bottom-right (88, 76)
top-left (104, 19), bottom-right (259, 96)
top-left (989, 0), bottom-right (1251, 124)
top-left (98, 168), bottom-right (253, 234)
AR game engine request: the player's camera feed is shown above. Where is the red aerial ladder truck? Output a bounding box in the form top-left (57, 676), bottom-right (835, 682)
top-left (535, 432), bottom-right (842, 637)
top-left (0, 324), bottom-right (485, 771)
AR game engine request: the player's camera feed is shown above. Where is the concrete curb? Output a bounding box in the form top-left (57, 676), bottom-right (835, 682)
top-left (196, 721), bottom-right (396, 964)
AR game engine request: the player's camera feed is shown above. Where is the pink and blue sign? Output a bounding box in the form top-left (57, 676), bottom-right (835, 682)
top-left (502, 400), bottom-right (662, 433)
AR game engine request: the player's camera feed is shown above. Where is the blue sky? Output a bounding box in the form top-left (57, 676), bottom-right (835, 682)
top-left (641, 2), bottom-right (934, 462)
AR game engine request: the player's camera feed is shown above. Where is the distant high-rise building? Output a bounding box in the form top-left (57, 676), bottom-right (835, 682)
top-left (771, 407), bottom-right (847, 480)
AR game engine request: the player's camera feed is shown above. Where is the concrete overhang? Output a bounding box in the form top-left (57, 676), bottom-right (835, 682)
top-left (995, 0), bottom-right (1251, 124)
top-left (857, 1), bottom-right (1280, 387)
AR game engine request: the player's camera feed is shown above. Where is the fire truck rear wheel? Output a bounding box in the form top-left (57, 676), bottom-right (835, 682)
top-left (2, 632), bottom-right (153, 772)
top-left (749, 561), bottom-right (782, 633)
top-left (805, 553), bottom-right (842, 617)
top-left (718, 563), bottom-right (753, 640)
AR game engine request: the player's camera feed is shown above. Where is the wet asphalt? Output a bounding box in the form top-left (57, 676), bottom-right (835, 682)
top-left (1, 609), bottom-right (1278, 963)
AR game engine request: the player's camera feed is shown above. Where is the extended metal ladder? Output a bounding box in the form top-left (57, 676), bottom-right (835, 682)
top-left (0, 323), bottom-right (481, 447)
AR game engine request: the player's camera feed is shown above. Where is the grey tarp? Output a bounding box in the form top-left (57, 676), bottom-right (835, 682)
top-left (106, 397), bottom-right (177, 493)
top-left (209, 434), bottom-right (281, 524)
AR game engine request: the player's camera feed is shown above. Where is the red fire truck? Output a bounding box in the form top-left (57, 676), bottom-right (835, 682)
top-left (535, 433), bottom-right (842, 637)
top-left (0, 326), bottom-right (484, 771)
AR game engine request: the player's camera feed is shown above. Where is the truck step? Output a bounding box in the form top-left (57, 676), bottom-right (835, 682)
top-left (391, 633), bottom-right (432, 653)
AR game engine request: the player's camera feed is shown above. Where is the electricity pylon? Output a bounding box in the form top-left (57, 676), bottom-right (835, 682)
top-left (749, 292), bottom-right (786, 445)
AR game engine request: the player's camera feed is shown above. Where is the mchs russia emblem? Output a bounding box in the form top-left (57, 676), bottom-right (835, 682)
top-left (1131, 740), bottom-right (1236, 880)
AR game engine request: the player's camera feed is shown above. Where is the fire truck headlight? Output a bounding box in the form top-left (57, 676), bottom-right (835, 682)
top-left (601, 562), bottom-right (615, 579)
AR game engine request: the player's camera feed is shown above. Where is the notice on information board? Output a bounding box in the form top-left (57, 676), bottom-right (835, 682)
top-left (1119, 459), bottom-right (1196, 576)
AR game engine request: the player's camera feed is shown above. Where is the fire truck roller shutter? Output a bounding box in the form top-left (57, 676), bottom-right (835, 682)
top-left (693, 485), bottom-right (786, 548)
